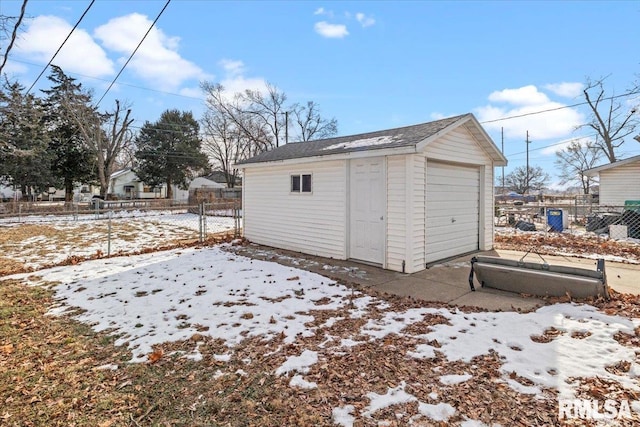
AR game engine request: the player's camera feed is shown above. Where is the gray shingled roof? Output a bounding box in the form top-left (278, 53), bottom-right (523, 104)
top-left (237, 114), bottom-right (470, 165)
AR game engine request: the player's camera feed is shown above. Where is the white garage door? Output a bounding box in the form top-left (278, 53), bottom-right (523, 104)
top-left (425, 160), bottom-right (480, 263)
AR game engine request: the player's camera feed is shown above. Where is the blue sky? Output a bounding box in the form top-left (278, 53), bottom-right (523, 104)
top-left (3, 0), bottom-right (639, 188)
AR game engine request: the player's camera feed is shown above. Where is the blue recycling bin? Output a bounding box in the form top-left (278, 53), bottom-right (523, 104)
top-left (547, 208), bottom-right (563, 232)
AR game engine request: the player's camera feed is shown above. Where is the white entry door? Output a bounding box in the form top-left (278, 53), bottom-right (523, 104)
top-left (425, 160), bottom-right (480, 263)
top-left (349, 158), bottom-right (385, 265)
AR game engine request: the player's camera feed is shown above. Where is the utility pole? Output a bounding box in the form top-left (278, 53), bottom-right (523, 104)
top-left (501, 127), bottom-right (505, 193)
top-left (525, 130), bottom-right (531, 194)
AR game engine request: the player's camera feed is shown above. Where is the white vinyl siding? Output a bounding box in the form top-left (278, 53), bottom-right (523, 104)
top-left (424, 127), bottom-right (490, 164)
top-left (243, 160), bottom-right (347, 259)
top-left (425, 161), bottom-right (480, 263)
top-left (598, 161), bottom-right (640, 206)
top-left (386, 156), bottom-right (406, 272)
top-left (241, 118), bottom-right (502, 274)
top-left (483, 165), bottom-right (494, 249)
top-left (410, 155), bottom-right (426, 271)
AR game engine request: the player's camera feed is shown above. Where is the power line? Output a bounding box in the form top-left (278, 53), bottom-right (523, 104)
top-left (11, 58), bottom-right (204, 101)
top-left (96, 0), bottom-right (171, 106)
top-left (26, 0), bottom-right (96, 95)
top-left (479, 88), bottom-right (640, 125)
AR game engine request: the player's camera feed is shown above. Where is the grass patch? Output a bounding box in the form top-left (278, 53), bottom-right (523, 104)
top-left (0, 279), bottom-right (332, 426)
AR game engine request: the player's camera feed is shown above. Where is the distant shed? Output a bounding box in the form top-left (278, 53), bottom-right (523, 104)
top-left (236, 113), bottom-right (507, 273)
top-left (585, 155), bottom-right (640, 206)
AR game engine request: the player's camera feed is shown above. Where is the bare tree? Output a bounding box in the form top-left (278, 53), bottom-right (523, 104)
top-left (291, 101), bottom-right (338, 141)
top-left (201, 110), bottom-right (247, 188)
top-left (555, 140), bottom-right (603, 194)
top-left (0, 0), bottom-right (28, 76)
top-left (200, 81), bottom-right (339, 183)
top-left (200, 82), bottom-right (272, 156)
top-left (243, 82), bottom-right (287, 147)
top-left (504, 165), bottom-right (550, 194)
top-left (65, 95), bottom-right (135, 198)
top-left (580, 77), bottom-right (639, 163)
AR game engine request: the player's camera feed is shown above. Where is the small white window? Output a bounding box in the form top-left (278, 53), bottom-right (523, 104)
top-left (291, 174), bottom-right (312, 193)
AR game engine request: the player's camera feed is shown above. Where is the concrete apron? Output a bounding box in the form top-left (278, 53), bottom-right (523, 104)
top-left (374, 249), bottom-right (640, 312)
top-left (234, 244), bottom-right (640, 312)
top-left (371, 252), bottom-right (545, 312)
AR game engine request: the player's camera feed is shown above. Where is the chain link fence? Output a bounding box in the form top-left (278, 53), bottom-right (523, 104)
top-left (495, 197), bottom-right (640, 240)
top-left (0, 199), bottom-right (242, 273)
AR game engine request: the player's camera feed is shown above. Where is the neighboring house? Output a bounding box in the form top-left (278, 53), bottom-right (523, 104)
top-left (109, 169), bottom-right (167, 199)
top-left (188, 175), bottom-right (241, 202)
top-left (189, 176), bottom-right (226, 191)
top-left (585, 155), bottom-right (640, 206)
top-left (237, 113), bottom-right (507, 273)
top-left (205, 171), bottom-right (242, 187)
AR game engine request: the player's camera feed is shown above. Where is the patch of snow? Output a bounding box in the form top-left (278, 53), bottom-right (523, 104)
top-left (361, 308), bottom-right (437, 339)
top-left (289, 375), bottom-right (317, 389)
top-left (275, 350), bottom-right (318, 376)
top-left (332, 405), bottom-right (355, 427)
top-left (417, 401), bottom-right (456, 421)
top-left (323, 134), bottom-right (399, 151)
top-left (504, 378), bottom-right (541, 395)
top-left (15, 246), bottom-right (356, 363)
top-left (94, 363), bottom-right (118, 371)
top-left (439, 374), bottom-right (472, 385)
top-left (420, 303), bottom-right (640, 398)
top-left (363, 382), bottom-right (416, 417)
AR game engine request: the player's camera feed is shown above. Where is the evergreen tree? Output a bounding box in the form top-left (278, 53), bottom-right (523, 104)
top-left (135, 109), bottom-right (209, 199)
top-left (41, 66), bottom-right (97, 202)
top-left (0, 78), bottom-right (53, 199)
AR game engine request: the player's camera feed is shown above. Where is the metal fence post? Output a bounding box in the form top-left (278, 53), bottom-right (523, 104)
top-left (203, 202), bottom-right (207, 239)
top-left (234, 201), bottom-right (241, 237)
top-left (107, 210), bottom-right (112, 256)
top-left (198, 202), bottom-right (204, 242)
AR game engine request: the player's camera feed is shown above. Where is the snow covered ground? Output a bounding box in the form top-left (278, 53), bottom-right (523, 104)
top-left (10, 244), bottom-right (640, 425)
top-left (0, 211), bottom-right (236, 270)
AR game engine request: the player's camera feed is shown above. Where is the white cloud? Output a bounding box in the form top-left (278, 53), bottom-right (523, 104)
top-left (356, 12), bottom-right (376, 27)
top-left (2, 60), bottom-right (28, 76)
top-left (93, 13), bottom-right (206, 90)
top-left (314, 21), bottom-right (349, 38)
top-left (314, 7), bottom-right (326, 15)
top-left (15, 15), bottom-right (114, 77)
top-left (476, 85), bottom-right (585, 141)
top-left (488, 85), bottom-right (549, 106)
top-left (210, 59), bottom-right (267, 99)
top-left (544, 82), bottom-right (584, 98)
top-left (220, 75), bottom-right (268, 96)
top-left (178, 86), bottom-right (205, 99)
top-left (218, 59), bottom-right (245, 77)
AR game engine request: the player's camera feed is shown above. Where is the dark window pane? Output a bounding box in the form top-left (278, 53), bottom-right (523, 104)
top-left (302, 174), bottom-right (312, 192)
top-left (291, 175), bottom-right (300, 192)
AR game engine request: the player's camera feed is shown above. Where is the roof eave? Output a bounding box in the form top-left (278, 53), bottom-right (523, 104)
top-left (584, 155), bottom-right (640, 176)
top-left (236, 145), bottom-right (417, 169)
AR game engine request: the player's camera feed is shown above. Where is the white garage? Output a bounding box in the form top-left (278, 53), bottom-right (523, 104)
top-left (238, 113), bottom-right (507, 273)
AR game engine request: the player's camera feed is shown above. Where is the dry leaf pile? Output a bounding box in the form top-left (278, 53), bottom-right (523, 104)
top-left (3, 273), bottom-right (640, 426)
top-left (495, 231), bottom-right (640, 263)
